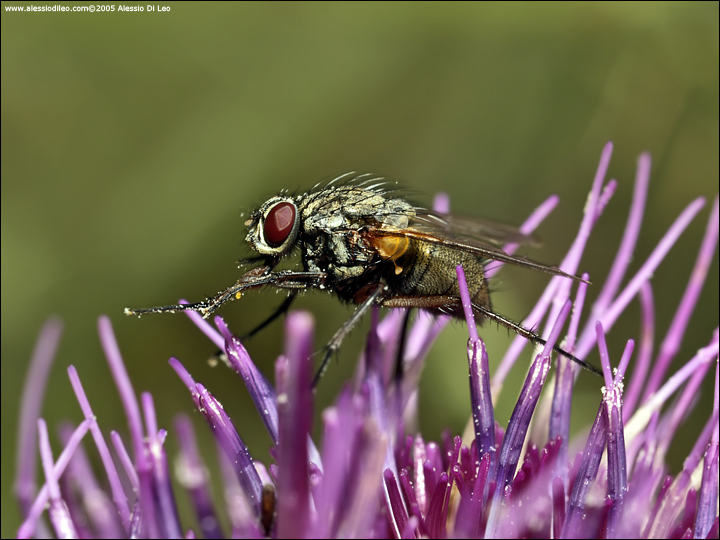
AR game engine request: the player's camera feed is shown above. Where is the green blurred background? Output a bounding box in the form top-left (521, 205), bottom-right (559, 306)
top-left (2, 2), bottom-right (718, 536)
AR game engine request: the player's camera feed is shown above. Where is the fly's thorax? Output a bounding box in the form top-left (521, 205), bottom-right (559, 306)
top-left (301, 225), bottom-right (376, 284)
top-left (297, 186), bottom-right (416, 235)
top-left (292, 186), bottom-right (419, 283)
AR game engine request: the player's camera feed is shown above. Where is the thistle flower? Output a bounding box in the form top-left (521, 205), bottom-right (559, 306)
top-left (14, 143), bottom-right (719, 538)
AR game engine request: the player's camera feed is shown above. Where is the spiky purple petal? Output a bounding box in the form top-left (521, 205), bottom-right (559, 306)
top-left (37, 418), bottom-right (78, 539)
top-left (173, 415), bottom-right (224, 539)
top-left (17, 419), bottom-right (90, 539)
top-left (457, 265), bottom-right (496, 475)
top-left (14, 318), bottom-right (63, 519)
top-left (644, 197), bottom-right (719, 401)
top-left (215, 316), bottom-right (280, 445)
top-left (275, 311), bottom-right (313, 538)
top-left (196, 382), bottom-right (263, 515)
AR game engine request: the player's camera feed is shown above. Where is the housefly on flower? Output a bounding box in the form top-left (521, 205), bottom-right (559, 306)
top-left (125, 173), bottom-right (602, 383)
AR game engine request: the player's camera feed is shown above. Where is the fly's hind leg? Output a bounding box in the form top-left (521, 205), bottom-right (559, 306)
top-left (382, 295), bottom-right (602, 377)
top-left (470, 303), bottom-right (602, 377)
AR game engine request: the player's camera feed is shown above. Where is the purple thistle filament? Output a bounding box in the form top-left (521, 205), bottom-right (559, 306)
top-left (14, 144), bottom-right (719, 539)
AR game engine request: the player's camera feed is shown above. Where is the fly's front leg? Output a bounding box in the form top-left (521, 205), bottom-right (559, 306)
top-left (125, 267), bottom-right (327, 319)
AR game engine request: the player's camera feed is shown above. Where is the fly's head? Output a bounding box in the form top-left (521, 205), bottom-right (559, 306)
top-left (245, 196), bottom-right (301, 259)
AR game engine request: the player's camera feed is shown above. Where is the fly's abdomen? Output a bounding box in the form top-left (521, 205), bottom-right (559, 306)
top-left (393, 239), bottom-right (491, 310)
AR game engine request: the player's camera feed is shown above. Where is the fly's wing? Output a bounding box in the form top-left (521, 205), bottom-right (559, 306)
top-left (370, 209), bottom-right (586, 283)
top-left (411, 209), bottom-right (541, 248)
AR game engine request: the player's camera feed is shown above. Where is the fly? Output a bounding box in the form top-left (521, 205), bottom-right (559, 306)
top-left (125, 173), bottom-right (601, 383)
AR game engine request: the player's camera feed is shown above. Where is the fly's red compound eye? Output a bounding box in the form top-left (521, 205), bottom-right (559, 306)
top-left (264, 201), bottom-right (296, 247)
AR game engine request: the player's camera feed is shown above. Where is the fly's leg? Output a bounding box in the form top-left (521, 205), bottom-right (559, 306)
top-left (394, 309), bottom-right (412, 382)
top-left (312, 283), bottom-right (386, 388)
top-left (382, 295), bottom-right (602, 378)
top-left (390, 308), bottom-right (412, 426)
top-left (208, 292), bottom-right (298, 367)
top-left (242, 293), bottom-right (297, 340)
top-left (125, 268), bottom-right (327, 320)
top-left (470, 303), bottom-right (602, 377)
